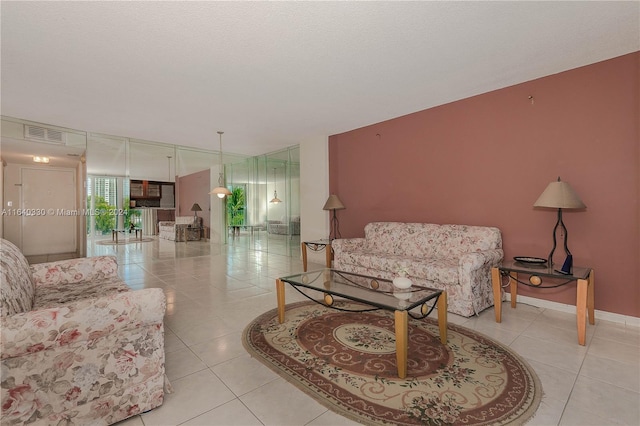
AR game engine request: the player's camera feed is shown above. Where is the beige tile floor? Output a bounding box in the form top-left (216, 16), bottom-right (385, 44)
top-left (79, 236), bottom-right (639, 426)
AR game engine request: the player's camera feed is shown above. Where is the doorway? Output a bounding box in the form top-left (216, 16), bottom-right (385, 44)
top-left (21, 168), bottom-right (76, 255)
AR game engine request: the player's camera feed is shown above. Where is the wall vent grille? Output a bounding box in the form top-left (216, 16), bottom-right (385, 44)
top-left (24, 125), bottom-right (66, 144)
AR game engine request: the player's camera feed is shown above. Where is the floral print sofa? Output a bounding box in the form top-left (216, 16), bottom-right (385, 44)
top-left (332, 222), bottom-right (504, 317)
top-left (0, 238), bottom-right (167, 425)
top-left (158, 216), bottom-right (202, 241)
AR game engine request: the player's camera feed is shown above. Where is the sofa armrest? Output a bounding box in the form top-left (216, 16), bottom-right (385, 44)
top-left (0, 288), bottom-right (166, 359)
top-left (459, 249), bottom-right (504, 273)
top-left (332, 238), bottom-right (366, 256)
top-left (30, 256), bottom-right (119, 287)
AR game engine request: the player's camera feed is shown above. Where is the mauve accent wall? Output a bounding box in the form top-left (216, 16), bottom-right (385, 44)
top-left (177, 169), bottom-right (211, 228)
top-left (329, 52), bottom-right (639, 318)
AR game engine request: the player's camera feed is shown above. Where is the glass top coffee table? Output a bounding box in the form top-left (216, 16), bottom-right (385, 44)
top-left (276, 268), bottom-right (447, 379)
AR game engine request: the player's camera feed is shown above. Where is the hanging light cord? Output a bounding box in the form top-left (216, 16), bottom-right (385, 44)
top-left (273, 168), bottom-right (278, 198)
top-left (218, 132), bottom-right (224, 185)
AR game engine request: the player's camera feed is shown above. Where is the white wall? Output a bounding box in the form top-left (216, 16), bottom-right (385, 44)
top-left (3, 164), bottom-right (21, 246)
top-left (299, 136), bottom-right (330, 265)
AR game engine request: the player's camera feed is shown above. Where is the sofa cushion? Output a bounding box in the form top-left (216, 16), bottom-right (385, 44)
top-left (0, 239), bottom-right (34, 316)
top-left (176, 216), bottom-right (196, 225)
top-left (422, 224), bottom-right (502, 258)
top-left (364, 222), bottom-right (502, 259)
top-left (340, 250), bottom-right (460, 286)
top-left (364, 222), bottom-right (410, 255)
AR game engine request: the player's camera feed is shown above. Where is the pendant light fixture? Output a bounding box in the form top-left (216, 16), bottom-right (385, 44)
top-left (209, 131), bottom-right (232, 199)
top-left (270, 167), bottom-right (282, 204)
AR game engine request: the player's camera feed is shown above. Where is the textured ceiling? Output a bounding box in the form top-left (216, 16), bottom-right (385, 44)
top-left (1, 1), bottom-right (638, 156)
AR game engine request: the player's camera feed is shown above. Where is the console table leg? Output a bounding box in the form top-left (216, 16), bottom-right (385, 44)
top-left (394, 310), bottom-right (408, 379)
top-left (576, 278), bottom-right (588, 346)
top-left (491, 267), bottom-right (502, 323)
top-left (509, 272), bottom-right (518, 308)
top-left (587, 269), bottom-right (595, 325)
top-left (276, 279), bottom-right (286, 324)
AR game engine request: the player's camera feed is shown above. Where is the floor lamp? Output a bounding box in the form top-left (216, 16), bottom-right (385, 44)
top-left (534, 177), bottom-right (586, 274)
top-left (323, 195), bottom-right (345, 240)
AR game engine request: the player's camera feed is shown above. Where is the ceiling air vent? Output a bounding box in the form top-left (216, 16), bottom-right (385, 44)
top-left (24, 124), bottom-right (66, 144)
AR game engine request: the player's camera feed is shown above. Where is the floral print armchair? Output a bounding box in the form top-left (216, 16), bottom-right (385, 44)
top-left (158, 216), bottom-right (202, 241)
top-left (0, 238), bottom-right (167, 425)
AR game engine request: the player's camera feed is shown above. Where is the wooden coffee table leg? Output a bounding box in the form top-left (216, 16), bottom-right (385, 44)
top-left (325, 243), bottom-right (332, 268)
top-left (587, 269), bottom-right (595, 325)
top-left (276, 279), bottom-right (286, 323)
top-left (437, 292), bottom-right (447, 344)
top-left (301, 243), bottom-right (308, 272)
top-left (394, 310), bottom-right (408, 379)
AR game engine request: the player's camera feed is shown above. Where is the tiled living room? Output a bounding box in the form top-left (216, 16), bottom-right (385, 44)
top-left (84, 238), bottom-right (638, 426)
top-left (1, 2), bottom-right (639, 425)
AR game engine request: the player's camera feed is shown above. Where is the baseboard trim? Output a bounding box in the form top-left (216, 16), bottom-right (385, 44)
top-left (505, 294), bottom-right (640, 328)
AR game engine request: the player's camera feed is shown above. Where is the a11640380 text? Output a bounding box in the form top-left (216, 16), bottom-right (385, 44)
top-left (1, 208), bottom-right (128, 216)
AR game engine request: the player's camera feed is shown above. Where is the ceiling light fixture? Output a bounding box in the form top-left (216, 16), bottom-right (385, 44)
top-left (270, 167), bottom-right (282, 204)
top-left (209, 131), bottom-right (232, 199)
top-left (33, 156), bottom-right (49, 163)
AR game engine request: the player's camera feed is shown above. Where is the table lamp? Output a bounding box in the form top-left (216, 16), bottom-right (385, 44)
top-left (323, 194), bottom-right (345, 240)
top-left (533, 177), bottom-right (586, 274)
top-left (190, 203), bottom-right (202, 222)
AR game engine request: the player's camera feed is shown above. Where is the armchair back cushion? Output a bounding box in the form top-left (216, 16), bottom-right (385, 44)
top-left (0, 240), bottom-right (34, 316)
top-left (176, 216), bottom-right (197, 226)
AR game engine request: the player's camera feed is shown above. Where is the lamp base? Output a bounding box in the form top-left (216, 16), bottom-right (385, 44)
top-left (556, 254), bottom-right (573, 275)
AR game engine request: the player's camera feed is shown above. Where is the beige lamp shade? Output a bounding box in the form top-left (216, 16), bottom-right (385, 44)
top-left (323, 194), bottom-right (346, 211)
top-left (534, 178), bottom-right (586, 209)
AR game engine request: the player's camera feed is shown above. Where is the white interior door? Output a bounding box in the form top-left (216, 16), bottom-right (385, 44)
top-left (22, 168), bottom-right (76, 255)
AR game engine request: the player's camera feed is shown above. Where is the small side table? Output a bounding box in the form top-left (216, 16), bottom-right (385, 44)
top-left (112, 228), bottom-right (142, 243)
top-left (491, 261), bottom-right (595, 345)
top-left (301, 239), bottom-right (332, 272)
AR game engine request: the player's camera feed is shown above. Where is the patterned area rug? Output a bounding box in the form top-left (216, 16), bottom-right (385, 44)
top-left (243, 300), bottom-right (542, 425)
